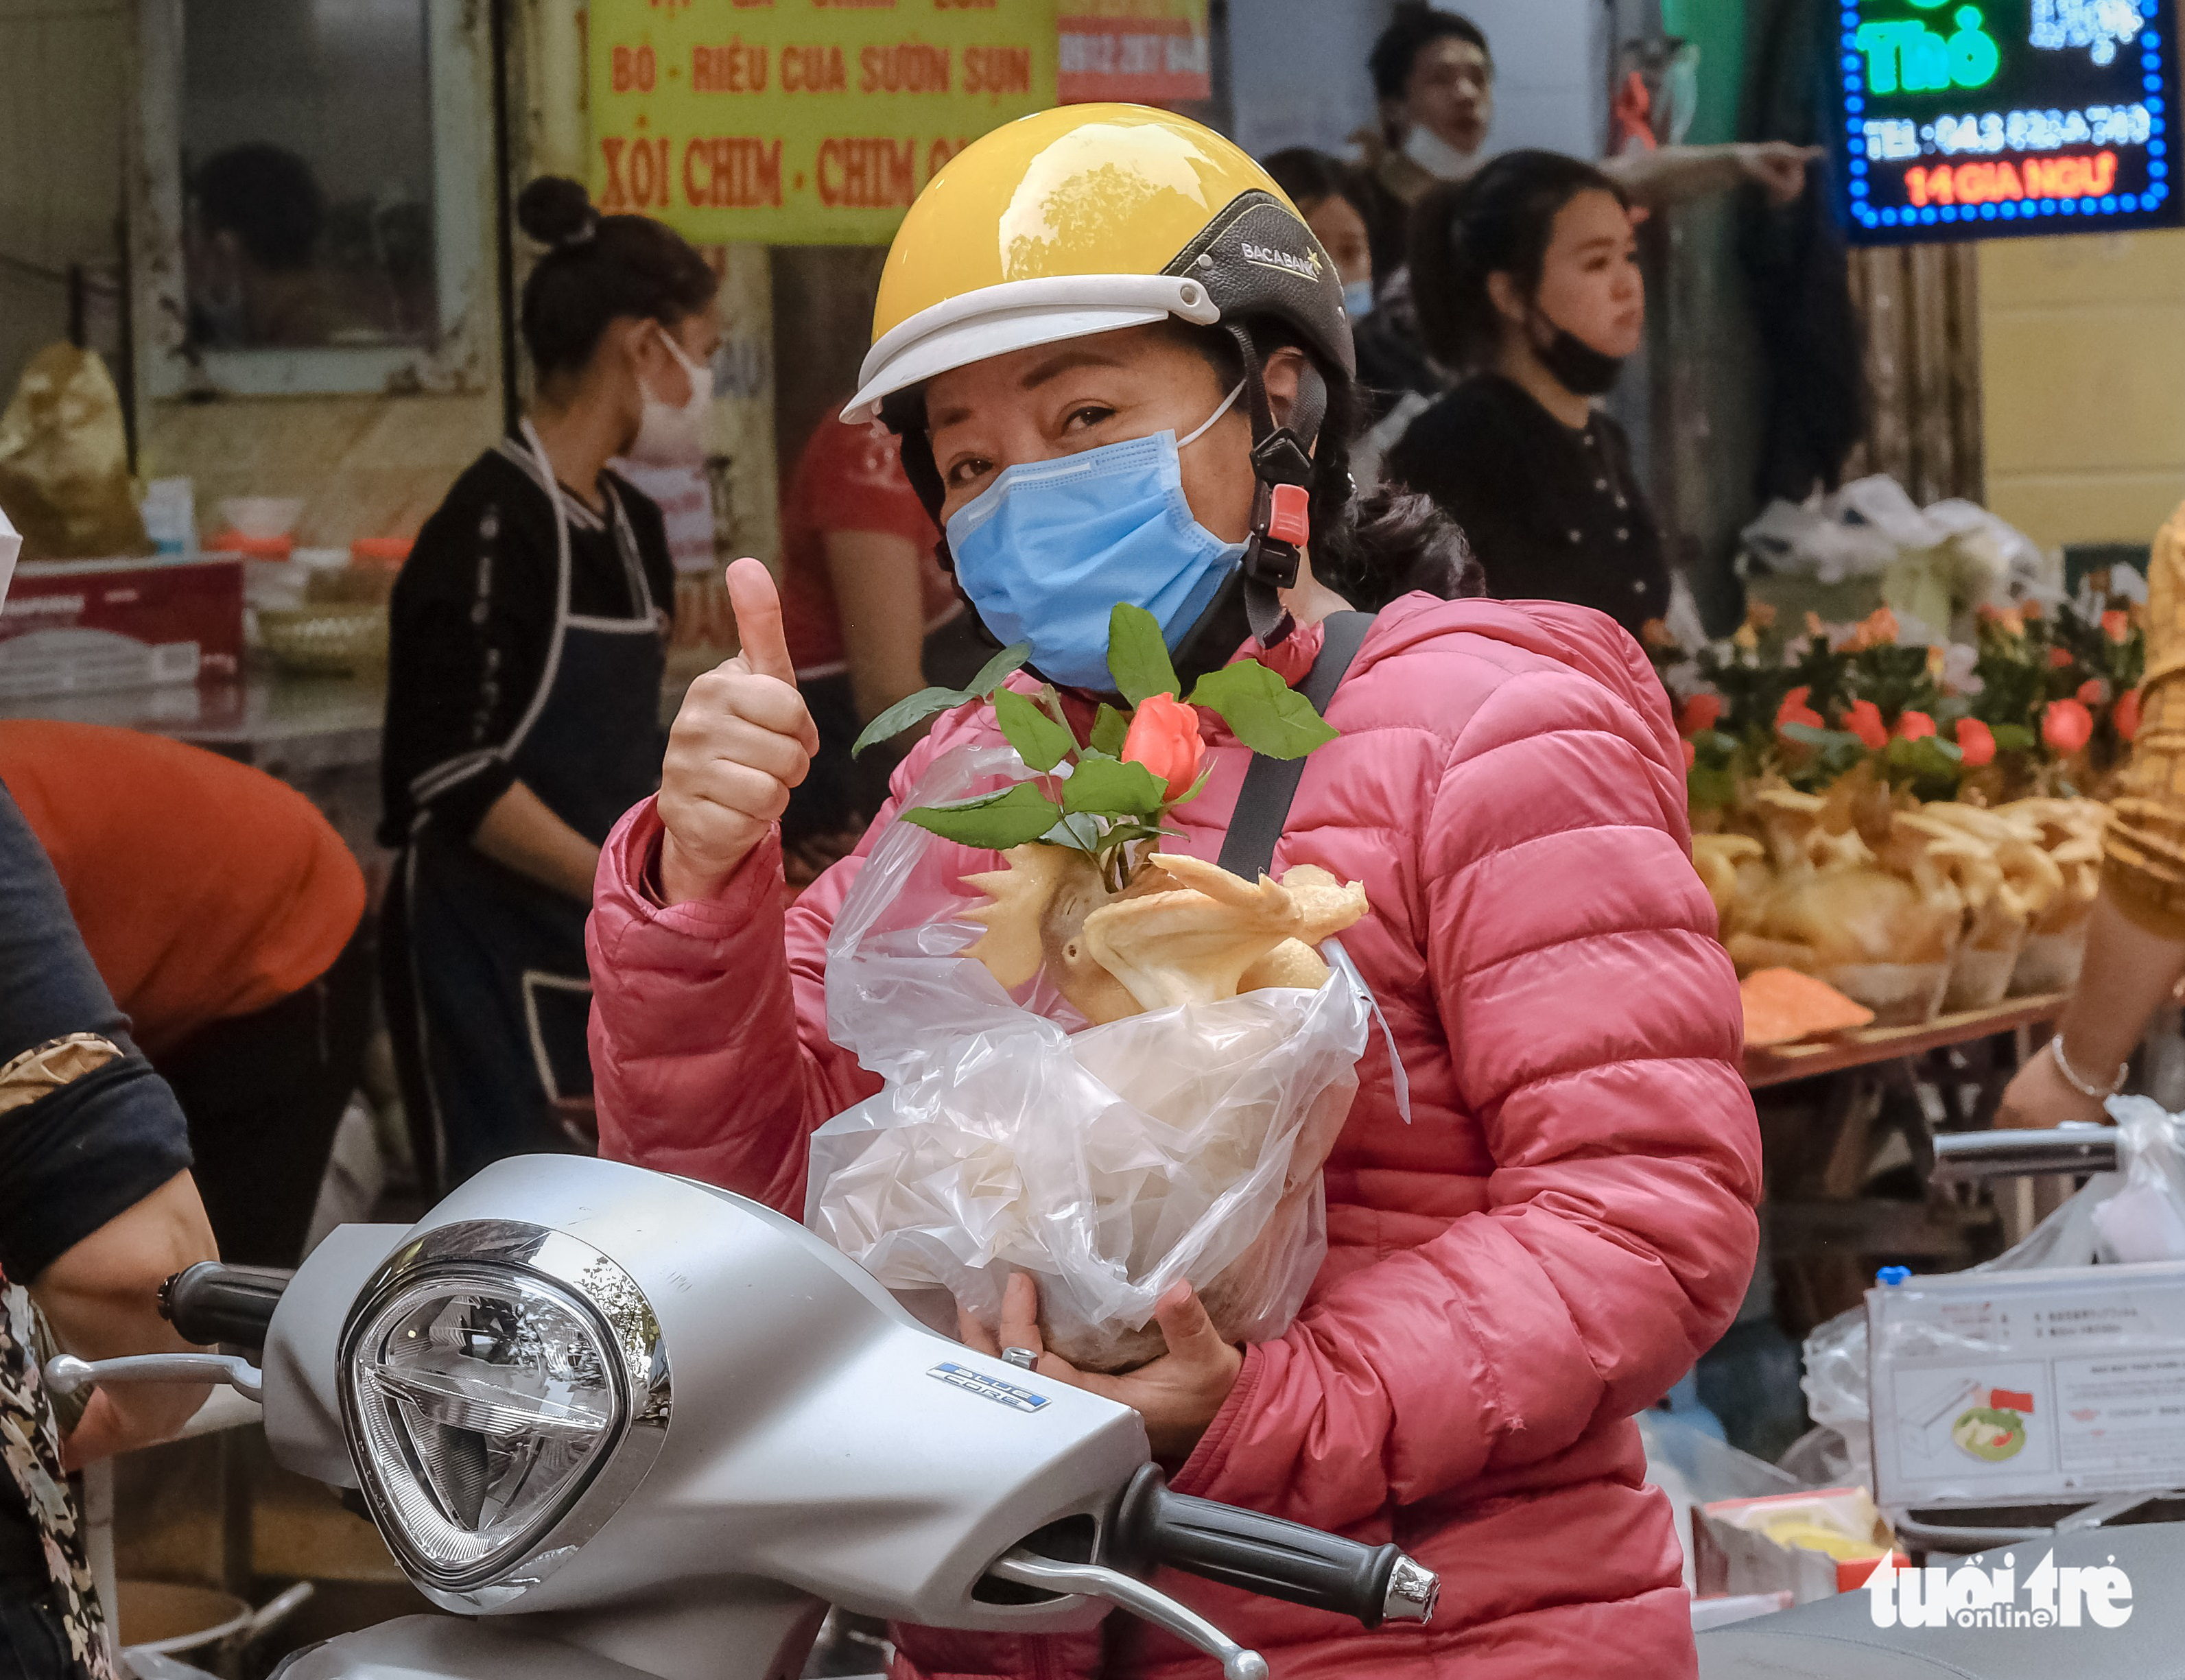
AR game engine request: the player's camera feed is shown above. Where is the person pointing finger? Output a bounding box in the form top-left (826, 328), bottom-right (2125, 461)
top-left (658, 557), bottom-right (822, 905)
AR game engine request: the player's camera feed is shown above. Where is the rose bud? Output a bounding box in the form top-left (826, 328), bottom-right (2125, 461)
top-left (1120, 691), bottom-right (1207, 804)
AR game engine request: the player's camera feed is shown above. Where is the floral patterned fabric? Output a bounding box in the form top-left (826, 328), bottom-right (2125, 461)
top-left (0, 1281), bottom-right (110, 1680)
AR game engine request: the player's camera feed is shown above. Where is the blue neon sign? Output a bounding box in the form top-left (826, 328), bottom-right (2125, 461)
top-left (1835, 0), bottom-right (2184, 244)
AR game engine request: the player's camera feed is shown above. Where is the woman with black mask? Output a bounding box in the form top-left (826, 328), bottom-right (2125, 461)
top-left (1387, 150), bottom-right (1669, 639)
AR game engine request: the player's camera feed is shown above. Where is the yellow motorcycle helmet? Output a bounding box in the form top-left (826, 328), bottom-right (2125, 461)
top-left (845, 104), bottom-right (1357, 639)
top-left (842, 104), bottom-right (1354, 422)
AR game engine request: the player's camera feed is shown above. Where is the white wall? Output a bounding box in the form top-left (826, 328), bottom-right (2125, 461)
top-left (1227, 0), bottom-right (1399, 159)
top-left (1457, 0), bottom-right (1606, 160)
top-left (1227, 0), bottom-right (1607, 163)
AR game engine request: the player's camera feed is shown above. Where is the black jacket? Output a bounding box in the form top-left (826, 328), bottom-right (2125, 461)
top-left (1384, 374), bottom-right (1670, 638)
top-left (380, 445), bottom-right (676, 847)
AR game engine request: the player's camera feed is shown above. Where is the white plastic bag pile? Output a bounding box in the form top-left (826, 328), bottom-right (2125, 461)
top-left (1741, 474), bottom-right (2053, 636)
top-left (805, 742), bottom-right (1373, 1372)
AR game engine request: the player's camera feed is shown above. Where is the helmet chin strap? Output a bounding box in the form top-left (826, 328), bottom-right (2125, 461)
top-left (1225, 321), bottom-right (1326, 645)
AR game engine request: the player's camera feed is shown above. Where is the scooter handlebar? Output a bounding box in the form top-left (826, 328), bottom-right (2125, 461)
top-left (1109, 1466), bottom-right (1438, 1629)
top-left (161, 1261), bottom-right (292, 1351)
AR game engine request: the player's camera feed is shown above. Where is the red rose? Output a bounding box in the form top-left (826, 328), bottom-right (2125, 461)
top-left (1679, 691), bottom-right (1723, 736)
top-left (1683, 737), bottom-right (1697, 770)
top-left (1120, 691), bottom-right (1207, 803)
top-left (2116, 687), bottom-right (2143, 742)
top-left (2042, 697), bottom-right (2094, 755)
top-left (2104, 608), bottom-right (2132, 643)
top-left (1845, 698), bottom-right (1889, 750)
top-left (1896, 709), bottom-right (1937, 741)
top-left (2077, 678), bottom-right (2105, 707)
top-left (2049, 646), bottom-right (2075, 669)
top-left (1956, 717), bottom-right (1996, 766)
top-left (1775, 685), bottom-right (1824, 734)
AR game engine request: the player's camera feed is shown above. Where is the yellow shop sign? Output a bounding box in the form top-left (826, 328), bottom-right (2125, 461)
top-left (588, 0), bottom-right (1060, 245)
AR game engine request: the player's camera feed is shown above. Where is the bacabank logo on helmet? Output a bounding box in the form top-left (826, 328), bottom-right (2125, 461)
top-left (1238, 241), bottom-right (1321, 283)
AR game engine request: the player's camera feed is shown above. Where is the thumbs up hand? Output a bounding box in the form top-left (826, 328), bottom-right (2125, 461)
top-left (658, 558), bottom-right (821, 903)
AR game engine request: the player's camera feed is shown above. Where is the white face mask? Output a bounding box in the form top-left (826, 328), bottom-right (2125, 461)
top-left (628, 324), bottom-right (715, 464)
top-left (0, 505), bottom-right (19, 606)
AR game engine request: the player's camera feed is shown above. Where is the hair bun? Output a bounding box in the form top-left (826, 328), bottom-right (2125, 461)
top-left (517, 176), bottom-right (598, 249)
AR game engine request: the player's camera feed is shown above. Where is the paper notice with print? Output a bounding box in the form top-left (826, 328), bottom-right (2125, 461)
top-left (1870, 1261), bottom-right (2185, 1509)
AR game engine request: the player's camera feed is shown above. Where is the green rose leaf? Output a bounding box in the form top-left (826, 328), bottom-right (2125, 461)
top-left (1090, 702), bottom-right (1131, 757)
top-left (991, 688), bottom-right (1074, 772)
top-left (1992, 723), bottom-right (2036, 752)
top-left (1062, 753), bottom-right (1168, 818)
top-left (1188, 660), bottom-right (1338, 759)
top-left (1108, 603), bottom-right (1180, 705)
top-left (968, 641), bottom-right (1034, 698)
top-left (1099, 820), bottom-right (1186, 849)
top-left (850, 641), bottom-right (1031, 757)
top-left (1779, 722), bottom-right (1865, 751)
top-left (901, 781), bottom-right (1064, 849)
top-left (852, 686), bottom-right (966, 758)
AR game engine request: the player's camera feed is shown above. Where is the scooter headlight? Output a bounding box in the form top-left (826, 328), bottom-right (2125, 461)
top-left (339, 1224), bottom-right (670, 1605)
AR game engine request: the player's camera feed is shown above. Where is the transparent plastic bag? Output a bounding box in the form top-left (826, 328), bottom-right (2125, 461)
top-left (805, 741), bottom-right (1374, 1372)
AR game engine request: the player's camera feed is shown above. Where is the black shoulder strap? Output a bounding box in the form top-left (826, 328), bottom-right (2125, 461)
top-left (1216, 611), bottom-right (1374, 882)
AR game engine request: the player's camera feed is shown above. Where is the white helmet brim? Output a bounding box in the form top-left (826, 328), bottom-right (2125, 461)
top-left (840, 273), bottom-right (1223, 424)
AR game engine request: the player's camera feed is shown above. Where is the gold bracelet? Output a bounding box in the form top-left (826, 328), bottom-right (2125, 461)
top-left (2050, 1034), bottom-right (2127, 1102)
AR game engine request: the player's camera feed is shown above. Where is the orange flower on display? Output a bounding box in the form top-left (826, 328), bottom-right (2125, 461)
top-left (1640, 617), bottom-right (1678, 651)
top-left (1956, 718), bottom-right (1996, 766)
top-left (2048, 646), bottom-right (2075, 669)
top-left (1679, 692), bottom-right (1723, 736)
top-left (1895, 710), bottom-right (1937, 741)
top-left (2077, 678), bottom-right (2106, 707)
top-left (1979, 603), bottom-right (2026, 637)
top-left (2104, 608), bottom-right (2132, 643)
top-left (1845, 699), bottom-right (1889, 750)
top-left (1683, 737), bottom-right (1697, 770)
top-left (1847, 607), bottom-right (1900, 652)
top-left (1120, 692), bottom-right (1207, 803)
top-left (1776, 685), bottom-right (1825, 734)
top-left (2043, 698), bottom-right (2094, 754)
top-left (2116, 687), bottom-right (2144, 742)
top-left (1747, 602), bottom-right (1778, 633)
top-left (2021, 598), bottom-right (2044, 620)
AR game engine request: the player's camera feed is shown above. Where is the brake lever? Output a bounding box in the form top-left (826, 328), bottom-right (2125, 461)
top-left (43, 1351), bottom-right (264, 1403)
top-left (989, 1549), bottom-right (1269, 1680)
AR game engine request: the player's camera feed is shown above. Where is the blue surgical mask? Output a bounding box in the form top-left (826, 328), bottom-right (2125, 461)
top-left (945, 383), bottom-right (1247, 691)
top-left (1342, 278), bottom-right (1375, 320)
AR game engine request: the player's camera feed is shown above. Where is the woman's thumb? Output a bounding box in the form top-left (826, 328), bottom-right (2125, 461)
top-left (726, 556), bottom-right (796, 684)
top-left (1154, 1282), bottom-right (1227, 1362)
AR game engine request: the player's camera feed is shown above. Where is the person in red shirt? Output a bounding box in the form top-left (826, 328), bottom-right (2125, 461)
top-left (0, 721), bottom-right (369, 1267)
top-left (775, 409), bottom-right (989, 849)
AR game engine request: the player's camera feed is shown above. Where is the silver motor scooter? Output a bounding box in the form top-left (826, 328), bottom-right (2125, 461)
top-left (48, 1155), bottom-right (1438, 1680)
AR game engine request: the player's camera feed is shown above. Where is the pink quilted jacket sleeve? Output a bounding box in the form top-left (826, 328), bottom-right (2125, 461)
top-left (1169, 654), bottom-right (1760, 1528)
top-left (587, 801), bottom-right (884, 1215)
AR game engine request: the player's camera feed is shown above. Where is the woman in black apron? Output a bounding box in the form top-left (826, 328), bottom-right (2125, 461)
top-left (379, 176), bottom-right (719, 1192)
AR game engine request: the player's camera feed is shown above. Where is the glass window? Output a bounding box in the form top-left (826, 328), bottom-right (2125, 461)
top-left (180, 0), bottom-right (438, 351)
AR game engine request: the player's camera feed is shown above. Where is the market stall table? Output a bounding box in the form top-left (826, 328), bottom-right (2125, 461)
top-left (1748, 993), bottom-right (2071, 1332)
top-left (1743, 993), bottom-right (2068, 1089)
top-left (0, 670), bottom-right (387, 860)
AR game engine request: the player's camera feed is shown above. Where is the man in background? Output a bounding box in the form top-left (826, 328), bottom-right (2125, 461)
top-left (1357, 3), bottom-right (1821, 283)
top-left (0, 721), bottom-right (369, 1268)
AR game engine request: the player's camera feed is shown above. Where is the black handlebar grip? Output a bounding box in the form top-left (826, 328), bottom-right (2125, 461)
top-left (159, 1262), bottom-right (292, 1351)
top-left (1109, 1466), bottom-right (1437, 1629)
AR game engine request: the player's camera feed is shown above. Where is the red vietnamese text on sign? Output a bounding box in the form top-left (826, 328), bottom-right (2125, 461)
top-left (1057, 15), bottom-right (1209, 104)
top-left (1904, 149), bottom-right (2119, 209)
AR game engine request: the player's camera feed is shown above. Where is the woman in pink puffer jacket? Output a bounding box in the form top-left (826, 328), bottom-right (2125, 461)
top-left (584, 109), bottom-right (1759, 1679)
